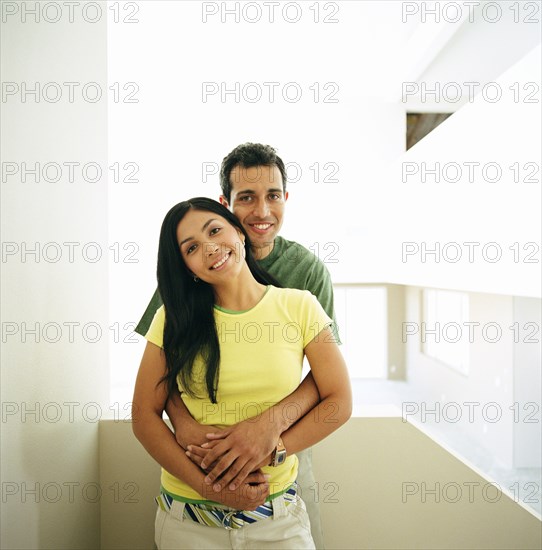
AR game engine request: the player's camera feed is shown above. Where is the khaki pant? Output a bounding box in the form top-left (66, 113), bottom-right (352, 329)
top-left (296, 448), bottom-right (325, 549)
top-left (155, 493), bottom-right (315, 550)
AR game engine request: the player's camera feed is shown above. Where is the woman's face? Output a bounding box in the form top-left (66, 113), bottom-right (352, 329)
top-left (176, 209), bottom-right (246, 284)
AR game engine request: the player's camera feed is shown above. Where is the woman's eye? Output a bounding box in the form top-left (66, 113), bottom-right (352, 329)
top-left (210, 227), bottom-right (221, 235)
top-left (186, 244), bottom-right (197, 254)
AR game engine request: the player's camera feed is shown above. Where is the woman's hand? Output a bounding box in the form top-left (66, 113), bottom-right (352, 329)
top-left (166, 391), bottom-right (218, 450)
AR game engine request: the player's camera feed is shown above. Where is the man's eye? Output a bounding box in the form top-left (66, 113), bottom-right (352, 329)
top-left (239, 196), bottom-right (252, 202)
top-left (269, 194), bottom-right (281, 200)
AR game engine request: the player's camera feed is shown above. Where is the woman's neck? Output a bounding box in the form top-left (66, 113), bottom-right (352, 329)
top-left (213, 268), bottom-right (267, 311)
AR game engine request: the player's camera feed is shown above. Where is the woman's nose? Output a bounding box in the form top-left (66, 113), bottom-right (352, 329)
top-left (205, 243), bottom-right (220, 256)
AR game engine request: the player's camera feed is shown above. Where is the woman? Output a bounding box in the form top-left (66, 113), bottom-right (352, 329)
top-left (132, 197), bottom-right (352, 549)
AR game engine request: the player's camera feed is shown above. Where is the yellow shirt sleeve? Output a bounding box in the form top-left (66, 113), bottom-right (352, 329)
top-left (144, 305), bottom-right (165, 348)
top-left (299, 291), bottom-right (335, 348)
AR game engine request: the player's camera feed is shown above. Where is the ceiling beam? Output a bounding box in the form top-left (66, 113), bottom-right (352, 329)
top-left (401, 1), bottom-right (474, 85)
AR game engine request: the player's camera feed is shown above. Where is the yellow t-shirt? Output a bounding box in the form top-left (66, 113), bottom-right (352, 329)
top-left (145, 285), bottom-right (333, 501)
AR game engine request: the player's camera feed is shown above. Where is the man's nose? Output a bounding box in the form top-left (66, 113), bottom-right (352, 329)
top-left (253, 200), bottom-right (270, 218)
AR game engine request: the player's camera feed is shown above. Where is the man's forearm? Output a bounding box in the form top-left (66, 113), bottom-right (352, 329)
top-left (281, 390), bottom-right (351, 456)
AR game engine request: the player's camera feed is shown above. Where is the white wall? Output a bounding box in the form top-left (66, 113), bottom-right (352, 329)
top-left (513, 296), bottom-right (542, 468)
top-left (107, 1), bottom-right (410, 405)
top-left (381, 45), bottom-right (541, 297)
top-left (403, 287), bottom-right (541, 471)
top-left (402, 0), bottom-right (542, 111)
top-left (108, 4), bottom-right (541, 409)
top-left (1, 3), bottom-right (108, 548)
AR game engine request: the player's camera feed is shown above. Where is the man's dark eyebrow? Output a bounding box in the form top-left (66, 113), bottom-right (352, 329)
top-left (179, 218), bottom-right (216, 247)
top-left (237, 188), bottom-right (283, 195)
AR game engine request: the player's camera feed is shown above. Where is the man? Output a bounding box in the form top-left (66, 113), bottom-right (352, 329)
top-left (135, 143), bottom-right (338, 549)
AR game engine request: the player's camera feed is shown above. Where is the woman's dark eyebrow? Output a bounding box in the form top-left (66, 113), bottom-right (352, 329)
top-left (179, 218), bottom-right (217, 247)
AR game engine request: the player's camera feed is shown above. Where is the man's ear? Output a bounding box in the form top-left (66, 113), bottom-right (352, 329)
top-left (284, 191), bottom-right (289, 202)
top-left (219, 195), bottom-right (229, 207)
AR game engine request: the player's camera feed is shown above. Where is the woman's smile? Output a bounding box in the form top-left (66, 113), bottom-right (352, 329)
top-left (209, 251), bottom-right (231, 270)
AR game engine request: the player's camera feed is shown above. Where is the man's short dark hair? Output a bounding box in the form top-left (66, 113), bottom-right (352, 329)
top-left (219, 143), bottom-right (287, 202)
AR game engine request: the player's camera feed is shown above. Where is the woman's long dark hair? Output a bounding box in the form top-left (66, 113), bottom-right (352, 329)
top-left (157, 197), bottom-right (280, 403)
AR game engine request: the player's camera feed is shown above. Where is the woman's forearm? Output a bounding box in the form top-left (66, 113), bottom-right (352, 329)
top-left (132, 410), bottom-right (208, 493)
top-left (132, 342), bottom-right (269, 509)
top-left (132, 409), bottom-right (270, 509)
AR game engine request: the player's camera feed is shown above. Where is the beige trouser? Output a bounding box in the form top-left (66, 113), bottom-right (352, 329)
top-left (296, 448), bottom-right (325, 549)
top-left (155, 492), bottom-right (315, 550)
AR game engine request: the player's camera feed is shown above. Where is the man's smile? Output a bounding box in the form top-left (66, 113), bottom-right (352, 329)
top-left (248, 222), bottom-right (273, 234)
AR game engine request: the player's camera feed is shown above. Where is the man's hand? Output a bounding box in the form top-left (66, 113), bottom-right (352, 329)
top-left (201, 470), bottom-right (270, 511)
top-left (186, 438), bottom-right (272, 475)
top-left (195, 413), bottom-right (282, 492)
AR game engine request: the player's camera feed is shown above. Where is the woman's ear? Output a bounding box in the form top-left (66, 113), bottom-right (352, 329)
top-left (236, 229), bottom-right (246, 244)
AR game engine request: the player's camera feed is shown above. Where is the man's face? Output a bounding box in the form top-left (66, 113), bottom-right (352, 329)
top-left (220, 164), bottom-right (288, 260)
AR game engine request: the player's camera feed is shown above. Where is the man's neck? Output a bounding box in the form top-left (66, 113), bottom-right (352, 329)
top-left (252, 240), bottom-right (275, 261)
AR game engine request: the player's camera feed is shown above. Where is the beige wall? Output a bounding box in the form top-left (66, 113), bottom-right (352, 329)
top-left (100, 418), bottom-right (541, 549)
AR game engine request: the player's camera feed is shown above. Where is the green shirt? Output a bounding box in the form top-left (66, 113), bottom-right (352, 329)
top-left (134, 236), bottom-right (338, 338)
